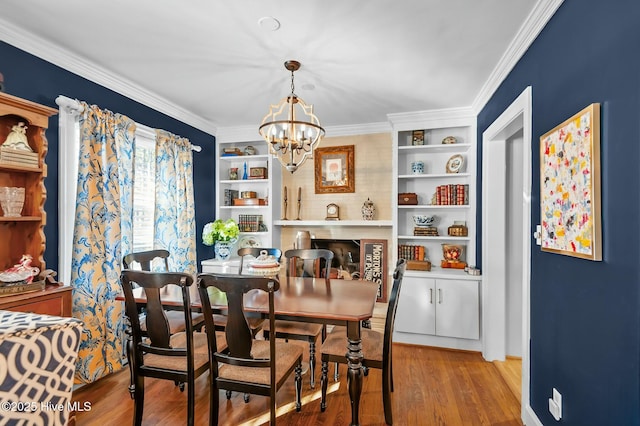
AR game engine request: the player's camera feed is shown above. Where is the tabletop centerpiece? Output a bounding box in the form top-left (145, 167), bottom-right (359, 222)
top-left (203, 219), bottom-right (239, 261)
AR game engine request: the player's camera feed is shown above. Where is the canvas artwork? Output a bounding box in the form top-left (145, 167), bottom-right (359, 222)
top-left (539, 103), bottom-right (602, 261)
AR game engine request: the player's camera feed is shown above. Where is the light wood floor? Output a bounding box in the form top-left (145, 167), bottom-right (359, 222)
top-left (72, 343), bottom-right (523, 425)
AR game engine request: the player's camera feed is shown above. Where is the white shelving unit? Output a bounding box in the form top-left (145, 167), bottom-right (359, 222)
top-left (212, 138), bottom-right (282, 265)
top-left (389, 111), bottom-right (482, 351)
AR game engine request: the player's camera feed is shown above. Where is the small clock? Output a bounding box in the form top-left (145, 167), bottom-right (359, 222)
top-left (325, 203), bottom-right (340, 220)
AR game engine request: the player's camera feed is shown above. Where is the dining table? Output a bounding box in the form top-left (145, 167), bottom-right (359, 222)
top-left (120, 275), bottom-right (379, 426)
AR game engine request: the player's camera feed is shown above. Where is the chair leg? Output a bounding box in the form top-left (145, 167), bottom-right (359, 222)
top-left (133, 373), bottom-right (144, 426)
top-left (127, 336), bottom-right (135, 399)
top-left (225, 390), bottom-right (232, 400)
top-left (295, 361), bottom-right (302, 412)
top-left (187, 377), bottom-right (195, 426)
top-left (210, 378), bottom-right (219, 426)
top-left (382, 367), bottom-right (393, 425)
top-left (334, 362), bottom-right (339, 382)
top-left (320, 361), bottom-right (328, 412)
top-left (309, 341), bottom-right (316, 389)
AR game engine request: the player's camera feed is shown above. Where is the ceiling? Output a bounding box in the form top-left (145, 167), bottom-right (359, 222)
top-left (0, 1), bottom-right (553, 135)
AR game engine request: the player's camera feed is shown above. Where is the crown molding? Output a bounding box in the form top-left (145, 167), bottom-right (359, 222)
top-left (387, 107), bottom-right (476, 130)
top-left (216, 121), bottom-right (391, 143)
top-left (472, 0), bottom-right (565, 114)
top-left (0, 18), bottom-right (218, 135)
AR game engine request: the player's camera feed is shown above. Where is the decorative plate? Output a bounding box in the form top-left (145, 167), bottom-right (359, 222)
top-left (238, 236), bottom-right (261, 249)
top-left (446, 154), bottom-right (464, 173)
top-left (441, 135), bottom-right (457, 144)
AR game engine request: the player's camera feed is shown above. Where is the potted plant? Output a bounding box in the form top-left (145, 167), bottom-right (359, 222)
top-left (202, 219), bottom-right (239, 260)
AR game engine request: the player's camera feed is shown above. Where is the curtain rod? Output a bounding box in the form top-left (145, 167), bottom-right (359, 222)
top-left (55, 95), bottom-right (202, 152)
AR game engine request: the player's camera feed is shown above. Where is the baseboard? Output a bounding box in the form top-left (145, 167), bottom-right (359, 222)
top-left (524, 404), bottom-right (543, 426)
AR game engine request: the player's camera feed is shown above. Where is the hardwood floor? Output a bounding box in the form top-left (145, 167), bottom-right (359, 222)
top-left (71, 343), bottom-right (522, 425)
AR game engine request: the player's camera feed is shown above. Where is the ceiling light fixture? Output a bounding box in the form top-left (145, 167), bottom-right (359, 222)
top-left (259, 60), bottom-right (325, 173)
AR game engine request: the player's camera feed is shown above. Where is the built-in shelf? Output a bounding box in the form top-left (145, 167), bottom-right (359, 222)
top-left (274, 220), bottom-right (393, 227)
top-left (219, 179), bottom-right (269, 184)
top-left (0, 216), bottom-right (42, 222)
top-left (397, 205), bottom-right (468, 209)
top-left (404, 267), bottom-right (481, 280)
top-left (397, 143), bottom-right (472, 153)
top-left (398, 173), bottom-right (471, 179)
top-left (219, 154), bottom-right (269, 162)
top-left (398, 235), bottom-right (470, 241)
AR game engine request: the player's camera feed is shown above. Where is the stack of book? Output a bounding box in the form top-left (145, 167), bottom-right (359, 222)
top-left (221, 147), bottom-right (243, 157)
top-left (238, 214), bottom-right (264, 232)
top-left (434, 184), bottom-right (468, 205)
top-left (414, 226), bottom-right (438, 236)
top-left (398, 244), bottom-right (426, 261)
top-left (0, 279), bottom-right (45, 297)
top-left (0, 146), bottom-right (39, 168)
top-left (223, 189), bottom-right (239, 206)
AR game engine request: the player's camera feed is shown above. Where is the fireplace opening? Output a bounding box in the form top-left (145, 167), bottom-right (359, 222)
top-left (310, 238), bottom-right (361, 279)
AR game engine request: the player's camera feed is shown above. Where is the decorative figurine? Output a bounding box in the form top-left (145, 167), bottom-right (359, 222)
top-left (3, 122), bottom-right (32, 151)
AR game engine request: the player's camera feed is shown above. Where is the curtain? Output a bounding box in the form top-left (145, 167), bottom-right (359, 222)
top-left (71, 103), bottom-right (135, 384)
top-left (154, 130), bottom-right (197, 276)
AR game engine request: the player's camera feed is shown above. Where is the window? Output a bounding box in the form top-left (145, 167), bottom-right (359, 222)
top-left (131, 131), bottom-right (155, 252)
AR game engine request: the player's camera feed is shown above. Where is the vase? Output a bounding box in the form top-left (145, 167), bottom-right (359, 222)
top-left (214, 241), bottom-right (233, 261)
top-left (361, 198), bottom-right (375, 221)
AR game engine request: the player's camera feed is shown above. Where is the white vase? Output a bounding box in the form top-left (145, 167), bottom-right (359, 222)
top-left (214, 241), bottom-right (233, 261)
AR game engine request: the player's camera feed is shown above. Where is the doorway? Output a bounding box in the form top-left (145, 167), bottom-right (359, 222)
top-left (481, 86), bottom-right (532, 421)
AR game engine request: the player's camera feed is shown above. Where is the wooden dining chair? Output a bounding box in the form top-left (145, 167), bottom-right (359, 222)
top-left (121, 270), bottom-right (223, 426)
top-left (122, 249), bottom-right (205, 398)
top-left (262, 248), bottom-right (333, 389)
top-left (319, 258), bottom-right (407, 425)
top-left (208, 247), bottom-right (282, 336)
top-left (198, 273), bottom-right (303, 425)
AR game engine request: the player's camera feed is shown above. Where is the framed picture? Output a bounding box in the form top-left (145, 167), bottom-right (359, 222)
top-left (314, 145), bottom-right (355, 193)
top-left (360, 239), bottom-right (388, 302)
top-left (540, 103), bottom-right (602, 261)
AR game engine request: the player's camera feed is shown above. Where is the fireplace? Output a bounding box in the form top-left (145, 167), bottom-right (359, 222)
top-left (311, 238), bottom-right (361, 279)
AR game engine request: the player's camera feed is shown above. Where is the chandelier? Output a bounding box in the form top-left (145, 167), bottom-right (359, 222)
top-left (259, 60), bottom-right (325, 173)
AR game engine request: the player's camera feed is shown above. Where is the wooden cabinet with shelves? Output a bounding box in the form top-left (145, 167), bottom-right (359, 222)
top-left (0, 93), bottom-right (69, 317)
top-left (0, 92), bottom-right (57, 273)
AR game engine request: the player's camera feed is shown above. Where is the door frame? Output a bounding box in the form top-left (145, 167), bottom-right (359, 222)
top-left (481, 86), bottom-right (532, 420)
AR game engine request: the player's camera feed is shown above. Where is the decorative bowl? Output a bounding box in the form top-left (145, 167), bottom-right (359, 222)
top-left (442, 244), bottom-right (464, 261)
top-left (413, 215), bottom-right (437, 227)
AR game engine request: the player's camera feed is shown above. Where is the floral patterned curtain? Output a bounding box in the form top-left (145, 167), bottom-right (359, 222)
top-left (154, 130), bottom-right (197, 276)
top-left (71, 103), bottom-right (135, 384)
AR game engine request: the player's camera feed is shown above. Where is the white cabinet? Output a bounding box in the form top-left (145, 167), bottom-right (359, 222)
top-left (395, 274), bottom-right (480, 340)
top-left (213, 138), bottom-right (281, 260)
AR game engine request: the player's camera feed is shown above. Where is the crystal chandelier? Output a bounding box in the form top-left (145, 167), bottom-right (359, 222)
top-left (259, 60), bottom-right (325, 173)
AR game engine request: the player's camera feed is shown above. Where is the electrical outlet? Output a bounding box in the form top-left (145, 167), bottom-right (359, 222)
top-left (548, 388), bottom-right (562, 421)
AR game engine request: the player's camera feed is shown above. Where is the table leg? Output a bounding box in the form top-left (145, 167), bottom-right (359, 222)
top-left (346, 320), bottom-right (364, 426)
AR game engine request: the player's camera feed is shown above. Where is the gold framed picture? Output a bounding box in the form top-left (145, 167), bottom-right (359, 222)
top-left (314, 145), bottom-right (355, 193)
top-left (540, 103), bottom-right (602, 261)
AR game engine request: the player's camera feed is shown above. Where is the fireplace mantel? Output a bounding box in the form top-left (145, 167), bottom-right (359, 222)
top-left (274, 220), bottom-right (392, 227)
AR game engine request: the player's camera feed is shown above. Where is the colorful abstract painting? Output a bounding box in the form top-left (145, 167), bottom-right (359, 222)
top-left (540, 103), bottom-right (602, 260)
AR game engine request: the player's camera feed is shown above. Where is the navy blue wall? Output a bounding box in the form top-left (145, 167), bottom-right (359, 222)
top-left (0, 41), bottom-right (216, 270)
top-left (478, 1), bottom-right (640, 424)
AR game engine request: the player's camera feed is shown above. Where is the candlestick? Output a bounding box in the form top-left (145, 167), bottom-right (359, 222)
top-left (296, 186), bottom-right (302, 220)
top-left (282, 186), bottom-right (288, 220)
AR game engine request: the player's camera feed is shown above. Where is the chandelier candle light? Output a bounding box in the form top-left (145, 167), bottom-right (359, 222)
top-left (259, 60), bottom-right (325, 173)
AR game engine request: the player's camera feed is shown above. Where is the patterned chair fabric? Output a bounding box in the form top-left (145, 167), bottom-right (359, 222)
top-left (0, 310), bottom-right (83, 426)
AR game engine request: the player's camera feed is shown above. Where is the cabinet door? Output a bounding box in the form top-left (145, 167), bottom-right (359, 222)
top-left (395, 276), bottom-right (435, 335)
top-left (435, 279), bottom-right (479, 339)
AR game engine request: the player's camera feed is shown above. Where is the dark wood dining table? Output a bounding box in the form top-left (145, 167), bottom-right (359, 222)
top-left (121, 276), bottom-right (379, 426)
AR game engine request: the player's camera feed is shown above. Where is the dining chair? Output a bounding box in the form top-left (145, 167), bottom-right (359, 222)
top-left (198, 273), bottom-right (303, 426)
top-left (319, 258), bottom-right (407, 425)
top-left (262, 248), bottom-right (333, 389)
top-left (122, 249), bottom-right (205, 398)
top-left (120, 270), bottom-right (223, 426)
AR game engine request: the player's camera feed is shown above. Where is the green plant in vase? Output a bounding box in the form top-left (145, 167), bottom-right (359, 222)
top-left (203, 219), bottom-right (239, 261)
